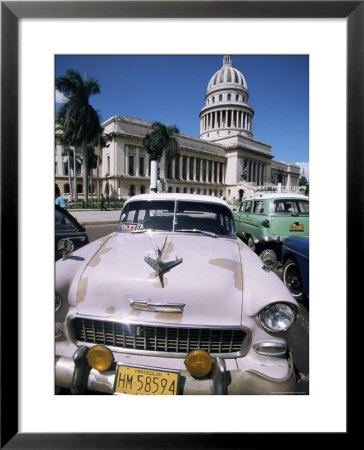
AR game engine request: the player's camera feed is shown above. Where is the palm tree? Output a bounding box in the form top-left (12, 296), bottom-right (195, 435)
top-left (143, 122), bottom-right (180, 192)
top-left (91, 128), bottom-right (112, 200)
top-left (86, 145), bottom-right (99, 197)
top-left (56, 69), bottom-right (102, 202)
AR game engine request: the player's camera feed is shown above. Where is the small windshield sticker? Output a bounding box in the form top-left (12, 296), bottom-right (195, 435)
top-left (120, 223), bottom-right (142, 231)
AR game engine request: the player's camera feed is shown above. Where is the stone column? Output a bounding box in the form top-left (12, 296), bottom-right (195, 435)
top-left (172, 158), bottom-right (176, 179)
top-left (179, 155), bottom-right (183, 180)
top-left (145, 153), bottom-right (149, 177)
top-left (135, 147), bottom-right (140, 176)
top-left (125, 146), bottom-right (129, 175)
top-left (211, 161), bottom-right (215, 183)
top-left (186, 156), bottom-right (190, 181)
top-left (193, 158), bottom-right (197, 181)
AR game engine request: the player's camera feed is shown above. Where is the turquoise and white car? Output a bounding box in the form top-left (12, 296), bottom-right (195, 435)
top-left (233, 192), bottom-right (309, 257)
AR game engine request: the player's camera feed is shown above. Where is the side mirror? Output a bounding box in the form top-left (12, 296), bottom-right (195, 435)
top-left (57, 238), bottom-right (74, 260)
top-left (260, 249), bottom-right (277, 272)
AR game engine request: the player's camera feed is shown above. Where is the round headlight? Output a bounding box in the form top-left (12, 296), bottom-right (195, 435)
top-left (185, 350), bottom-right (213, 378)
top-left (87, 345), bottom-right (114, 371)
top-left (259, 302), bottom-right (296, 332)
top-left (55, 293), bottom-right (62, 312)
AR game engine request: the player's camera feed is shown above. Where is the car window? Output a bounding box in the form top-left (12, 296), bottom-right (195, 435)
top-left (253, 201), bottom-right (264, 213)
top-left (273, 199), bottom-right (309, 215)
top-left (244, 201), bottom-right (252, 213)
top-left (55, 209), bottom-right (77, 231)
top-left (118, 200), bottom-right (234, 236)
top-left (176, 201), bottom-right (234, 236)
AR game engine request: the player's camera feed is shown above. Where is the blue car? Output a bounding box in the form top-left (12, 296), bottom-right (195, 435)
top-left (281, 237), bottom-right (309, 302)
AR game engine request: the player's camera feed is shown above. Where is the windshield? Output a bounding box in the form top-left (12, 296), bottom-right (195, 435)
top-left (118, 200), bottom-right (235, 237)
top-left (272, 199), bottom-right (309, 215)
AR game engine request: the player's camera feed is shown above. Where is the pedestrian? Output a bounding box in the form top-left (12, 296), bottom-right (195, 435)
top-left (100, 194), bottom-right (105, 211)
top-left (55, 185), bottom-right (67, 209)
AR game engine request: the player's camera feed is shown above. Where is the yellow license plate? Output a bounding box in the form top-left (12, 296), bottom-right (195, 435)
top-left (290, 223), bottom-right (304, 231)
top-left (115, 365), bottom-right (179, 395)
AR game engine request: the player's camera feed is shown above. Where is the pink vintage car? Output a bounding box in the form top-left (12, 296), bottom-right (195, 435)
top-left (55, 193), bottom-right (298, 395)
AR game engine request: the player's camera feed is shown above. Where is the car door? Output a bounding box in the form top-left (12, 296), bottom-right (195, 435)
top-left (235, 200), bottom-right (254, 238)
top-left (233, 202), bottom-right (245, 236)
top-left (55, 207), bottom-right (89, 259)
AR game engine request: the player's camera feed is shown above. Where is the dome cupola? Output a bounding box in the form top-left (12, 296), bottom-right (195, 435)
top-left (207, 55), bottom-right (248, 92)
top-left (200, 55), bottom-right (254, 142)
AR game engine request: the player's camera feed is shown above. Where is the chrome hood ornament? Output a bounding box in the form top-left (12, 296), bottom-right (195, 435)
top-left (130, 299), bottom-right (185, 313)
top-left (144, 237), bottom-right (183, 288)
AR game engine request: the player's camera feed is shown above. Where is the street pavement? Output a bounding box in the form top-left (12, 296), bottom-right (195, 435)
top-left (70, 209), bottom-right (121, 226)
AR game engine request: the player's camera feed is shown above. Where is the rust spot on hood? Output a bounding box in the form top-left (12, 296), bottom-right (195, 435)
top-left (154, 313), bottom-right (182, 322)
top-left (209, 258), bottom-right (243, 291)
top-left (105, 307), bottom-right (116, 315)
top-left (77, 277), bottom-right (88, 303)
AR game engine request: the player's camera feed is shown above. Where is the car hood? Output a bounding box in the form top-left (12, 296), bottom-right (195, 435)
top-left (74, 233), bottom-right (244, 327)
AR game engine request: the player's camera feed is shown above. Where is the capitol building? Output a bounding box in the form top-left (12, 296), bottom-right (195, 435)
top-left (55, 56), bottom-right (301, 203)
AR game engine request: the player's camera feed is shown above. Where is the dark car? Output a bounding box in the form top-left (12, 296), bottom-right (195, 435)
top-left (55, 205), bottom-right (89, 260)
top-left (281, 236), bottom-right (309, 302)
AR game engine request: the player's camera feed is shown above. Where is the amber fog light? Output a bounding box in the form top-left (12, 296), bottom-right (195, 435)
top-left (86, 345), bottom-right (114, 371)
top-left (185, 350), bottom-right (213, 378)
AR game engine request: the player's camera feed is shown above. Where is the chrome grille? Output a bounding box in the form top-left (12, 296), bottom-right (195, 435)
top-left (71, 317), bottom-right (246, 355)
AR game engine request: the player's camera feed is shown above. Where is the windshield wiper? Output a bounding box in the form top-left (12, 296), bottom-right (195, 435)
top-left (131, 228), bottom-right (173, 234)
top-left (175, 228), bottom-right (218, 238)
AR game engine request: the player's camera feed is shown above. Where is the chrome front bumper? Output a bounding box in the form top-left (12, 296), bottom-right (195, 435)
top-left (55, 346), bottom-right (296, 395)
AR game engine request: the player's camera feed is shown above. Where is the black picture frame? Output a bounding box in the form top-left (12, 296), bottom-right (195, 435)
top-left (1, 1), bottom-right (359, 448)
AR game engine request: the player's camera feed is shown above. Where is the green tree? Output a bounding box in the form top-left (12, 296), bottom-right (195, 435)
top-left (150, 121), bottom-right (180, 161)
top-left (56, 69), bottom-right (102, 202)
top-left (143, 122), bottom-right (180, 192)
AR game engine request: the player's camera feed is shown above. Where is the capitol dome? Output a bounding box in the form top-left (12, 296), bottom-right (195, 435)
top-left (207, 55), bottom-right (248, 92)
top-left (200, 55), bottom-right (254, 142)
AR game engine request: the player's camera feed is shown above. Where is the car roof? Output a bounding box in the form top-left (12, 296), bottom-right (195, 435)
top-left (124, 193), bottom-right (229, 206)
top-left (242, 193), bottom-right (309, 201)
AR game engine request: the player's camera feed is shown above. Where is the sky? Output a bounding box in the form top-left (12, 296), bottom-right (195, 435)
top-left (55, 54), bottom-right (309, 178)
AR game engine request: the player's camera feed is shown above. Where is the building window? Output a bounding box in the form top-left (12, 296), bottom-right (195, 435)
top-left (77, 184), bottom-right (83, 194)
top-left (129, 155), bottom-right (134, 176)
top-left (129, 185), bottom-right (135, 196)
top-left (227, 94), bottom-right (231, 101)
top-left (175, 157), bottom-right (180, 180)
top-left (141, 185), bottom-right (146, 194)
top-left (236, 94), bottom-right (239, 101)
top-left (107, 155), bottom-right (110, 175)
top-left (139, 157), bottom-right (144, 176)
top-left (219, 94), bottom-right (222, 101)
top-left (166, 161), bottom-right (172, 179)
top-left (63, 162), bottom-right (69, 176)
top-left (64, 183), bottom-right (70, 194)
top-left (196, 159), bottom-right (201, 180)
